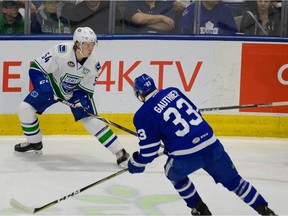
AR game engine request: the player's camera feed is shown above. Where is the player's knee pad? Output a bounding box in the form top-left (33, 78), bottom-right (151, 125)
top-left (165, 158), bottom-right (189, 182)
top-left (17, 102), bottom-right (37, 123)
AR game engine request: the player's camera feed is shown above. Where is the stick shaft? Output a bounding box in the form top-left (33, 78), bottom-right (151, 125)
top-left (54, 96), bottom-right (137, 136)
top-left (10, 169), bottom-right (128, 214)
top-left (199, 101), bottom-right (288, 112)
top-left (35, 168), bottom-right (128, 213)
top-left (56, 96), bottom-right (288, 114)
top-left (10, 151), bottom-right (164, 214)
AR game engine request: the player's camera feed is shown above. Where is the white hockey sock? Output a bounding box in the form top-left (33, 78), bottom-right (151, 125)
top-left (17, 102), bottom-right (42, 143)
top-left (81, 117), bottom-right (123, 154)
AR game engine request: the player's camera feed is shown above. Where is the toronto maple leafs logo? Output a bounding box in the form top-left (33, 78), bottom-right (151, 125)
top-left (200, 21), bottom-right (219, 34)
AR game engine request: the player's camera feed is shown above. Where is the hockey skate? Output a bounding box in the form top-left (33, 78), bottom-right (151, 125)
top-left (191, 200), bottom-right (212, 215)
top-left (14, 142), bottom-right (43, 155)
top-left (116, 149), bottom-right (130, 168)
top-left (256, 205), bottom-right (277, 216)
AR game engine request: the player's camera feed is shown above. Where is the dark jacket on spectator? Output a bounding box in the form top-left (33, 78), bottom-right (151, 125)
top-left (0, 12), bottom-right (24, 34)
top-left (31, 8), bottom-right (71, 34)
top-left (123, 0), bottom-right (179, 34)
top-left (240, 2), bottom-right (281, 36)
top-left (60, 1), bottom-right (123, 34)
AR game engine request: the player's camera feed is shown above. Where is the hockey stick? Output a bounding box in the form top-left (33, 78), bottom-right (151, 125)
top-left (10, 151), bottom-right (164, 214)
top-left (10, 168), bottom-right (128, 214)
top-left (199, 101), bottom-right (288, 112)
top-left (56, 95), bottom-right (288, 122)
top-left (54, 96), bottom-right (165, 148)
top-left (54, 96), bottom-right (137, 136)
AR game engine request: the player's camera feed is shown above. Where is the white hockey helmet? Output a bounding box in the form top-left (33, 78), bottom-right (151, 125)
top-left (73, 27), bottom-right (97, 44)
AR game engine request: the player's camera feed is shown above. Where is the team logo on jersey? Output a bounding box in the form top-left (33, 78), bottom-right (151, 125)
top-left (200, 21), bottom-right (219, 34)
top-left (67, 61), bottom-right (75, 67)
top-left (60, 74), bottom-right (82, 94)
top-left (95, 62), bottom-right (101, 71)
top-left (58, 44), bottom-right (67, 53)
top-left (30, 90), bottom-right (39, 98)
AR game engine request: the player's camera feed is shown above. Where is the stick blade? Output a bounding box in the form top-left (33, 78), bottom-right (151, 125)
top-left (10, 198), bottom-right (35, 214)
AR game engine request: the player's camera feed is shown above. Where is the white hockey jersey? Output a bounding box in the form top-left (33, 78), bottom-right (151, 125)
top-left (33, 42), bottom-right (101, 100)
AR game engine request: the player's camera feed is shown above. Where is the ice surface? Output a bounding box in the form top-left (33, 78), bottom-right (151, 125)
top-left (0, 135), bottom-right (287, 215)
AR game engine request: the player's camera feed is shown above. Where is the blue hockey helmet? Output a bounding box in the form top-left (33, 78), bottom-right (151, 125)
top-left (133, 74), bottom-right (157, 102)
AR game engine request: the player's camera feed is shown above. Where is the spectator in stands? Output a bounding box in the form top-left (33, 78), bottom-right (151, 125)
top-left (240, 0), bottom-right (281, 36)
top-left (180, 0), bottom-right (238, 35)
top-left (0, 0), bottom-right (24, 34)
top-left (17, 0), bottom-right (40, 14)
top-left (222, 0), bottom-right (249, 16)
top-left (123, 0), bottom-right (179, 34)
top-left (31, 0), bottom-right (71, 34)
top-left (271, 0), bottom-right (281, 11)
top-left (59, 0), bottom-right (124, 34)
top-left (172, 0), bottom-right (191, 13)
top-left (31, 1), bottom-right (43, 13)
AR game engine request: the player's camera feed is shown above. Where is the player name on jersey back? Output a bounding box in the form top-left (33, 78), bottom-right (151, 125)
top-left (154, 90), bottom-right (179, 114)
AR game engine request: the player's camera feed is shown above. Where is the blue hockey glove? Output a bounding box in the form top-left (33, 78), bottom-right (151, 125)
top-left (128, 152), bottom-right (146, 174)
top-left (74, 94), bottom-right (90, 110)
top-left (73, 102), bottom-right (87, 118)
top-left (69, 92), bottom-right (91, 119)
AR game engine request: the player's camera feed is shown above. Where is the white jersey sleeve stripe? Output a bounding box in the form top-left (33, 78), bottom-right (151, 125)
top-left (140, 141), bottom-right (161, 150)
top-left (141, 151), bottom-right (159, 157)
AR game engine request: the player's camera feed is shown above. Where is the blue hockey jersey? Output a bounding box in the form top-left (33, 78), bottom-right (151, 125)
top-left (134, 87), bottom-right (220, 164)
top-left (180, 2), bottom-right (237, 35)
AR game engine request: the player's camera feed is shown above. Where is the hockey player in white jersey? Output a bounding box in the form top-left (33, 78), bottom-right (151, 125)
top-left (14, 27), bottom-right (130, 167)
top-left (128, 74), bottom-right (277, 215)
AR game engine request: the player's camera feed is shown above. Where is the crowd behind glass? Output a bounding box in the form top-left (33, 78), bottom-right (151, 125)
top-left (0, 0), bottom-right (287, 37)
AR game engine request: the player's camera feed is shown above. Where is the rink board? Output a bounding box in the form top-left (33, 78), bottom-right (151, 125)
top-left (1, 38), bottom-right (288, 138)
top-left (1, 114), bottom-right (288, 138)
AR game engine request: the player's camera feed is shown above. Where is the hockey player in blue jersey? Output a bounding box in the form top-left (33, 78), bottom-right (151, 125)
top-left (14, 27), bottom-right (129, 167)
top-left (128, 74), bottom-right (277, 215)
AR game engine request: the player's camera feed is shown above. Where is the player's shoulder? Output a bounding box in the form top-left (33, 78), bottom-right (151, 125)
top-left (158, 87), bottom-right (184, 100)
top-left (87, 51), bottom-right (99, 62)
top-left (184, 2), bottom-right (195, 12)
top-left (85, 52), bottom-right (101, 72)
top-left (52, 42), bottom-right (74, 56)
top-left (216, 2), bottom-right (233, 14)
top-left (161, 86), bottom-right (180, 94)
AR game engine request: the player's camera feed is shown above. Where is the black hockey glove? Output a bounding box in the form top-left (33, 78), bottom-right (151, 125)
top-left (128, 152), bottom-right (146, 174)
